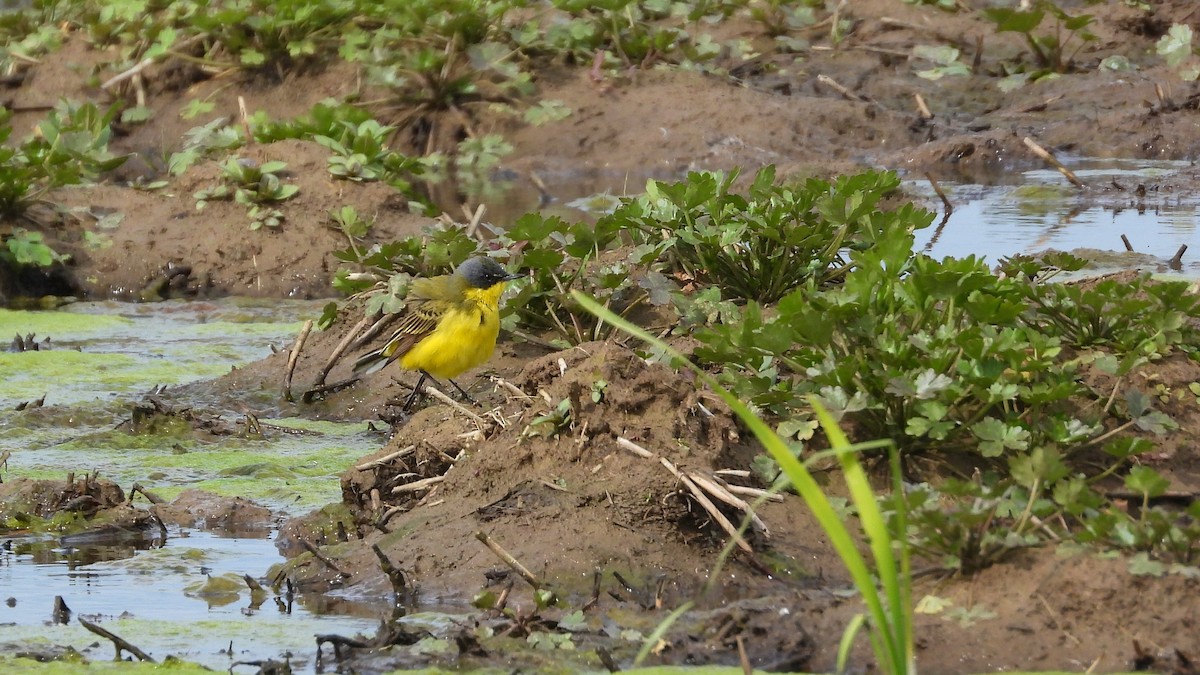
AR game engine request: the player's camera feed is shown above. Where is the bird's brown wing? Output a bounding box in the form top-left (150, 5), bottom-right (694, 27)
top-left (353, 271), bottom-right (471, 375)
top-left (352, 297), bottom-right (447, 375)
top-left (383, 299), bottom-right (444, 357)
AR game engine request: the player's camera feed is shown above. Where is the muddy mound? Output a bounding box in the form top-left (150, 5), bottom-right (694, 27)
top-left (258, 339), bottom-right (844, 671)
top-left (331, 342), bottom-right (819, 594)
top-left (0, 474), bottom-right (129, 523)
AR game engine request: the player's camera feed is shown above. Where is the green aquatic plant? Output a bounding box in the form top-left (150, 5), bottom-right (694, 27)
top-left (541, 0), bottom-right (701, 67)
top-left (1157, 23), bottom-right (1200, 81)
top-left (315, 119), bottom-right (423, 191)
top-left (2, 228), bottom-right (67, 268)
top-left (253, 101), bottom-right (378, 143)
top-left (78, 0), bottom-right (358, 84)
top-left (167, 118), bottom-right (245, 176)
top-left (912, 44), bottom-right (971, 79)
top-left (194, 157), bottom-right (299, 230)
top-left (0, 4), bottom-right (64, 75)
top-left (1014, 265), bottom-right (1200, 356)
top-left (348, 0), bottom-right (529, 156)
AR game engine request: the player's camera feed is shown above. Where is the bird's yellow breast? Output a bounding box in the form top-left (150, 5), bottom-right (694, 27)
top-left (398, 283), bottom-right (506, 379)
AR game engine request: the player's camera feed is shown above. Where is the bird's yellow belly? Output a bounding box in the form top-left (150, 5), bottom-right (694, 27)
top-left (399, 305), bottom-right (499, 379)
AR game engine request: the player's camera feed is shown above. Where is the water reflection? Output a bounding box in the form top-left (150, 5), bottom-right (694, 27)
top-left (0, 527), bottom-right (385, 669)
top-left (910, 160), bottom-right (1200, 273)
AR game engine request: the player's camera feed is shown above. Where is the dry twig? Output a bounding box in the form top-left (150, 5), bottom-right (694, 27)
top-left (79, 618), bottom-right (155, 662)
top-left (301, 540), bottom-right (352, 578)
top-left (474, 530), bottom-right (543, 590)
top-left (283, 319), bottom-right (313, 402)
top-left (355, 445), bottom-right (416, 471)
top-left (425, 386), bottom-right (486, 425)
top-left (1023, 137), bottom-right (1085, 189)
top-left (914, 93), bottom-right (933, 120)
top-left (925, 172), bottom-right (953, 215)
top-left (817, 74), bottom-right (869, 104)
top-left (315, 313), bottom-right (378, 387)
top-left (617, 437), bottom-right (754, 554)
top-left (391, 475), bottom-right (445, 494)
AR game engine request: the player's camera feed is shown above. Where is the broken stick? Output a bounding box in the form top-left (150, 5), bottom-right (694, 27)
top-left (79, 618), bottom-right (155, 662)
top-left (283, 319), bottom-right (313, 402)
top-left (616, 437), bottom-right (754, 554)
top-left (474, 530), bottom-right (542, 591)
top-left (1023, 137), bottom-right (1085, 189)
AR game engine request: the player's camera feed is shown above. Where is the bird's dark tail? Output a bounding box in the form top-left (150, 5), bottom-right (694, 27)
top-left (352, 347), bottom-right (391, 376)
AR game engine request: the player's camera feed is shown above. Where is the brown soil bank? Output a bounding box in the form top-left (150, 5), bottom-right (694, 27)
top-left (7, 0), bottom-right (1200, 298)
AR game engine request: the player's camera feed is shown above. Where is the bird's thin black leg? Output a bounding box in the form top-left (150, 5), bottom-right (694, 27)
top-left (401, 371), bottom-right (479, 411)
top-left (445, 378), bottom-right (478, 405)
top-left (401, 371), bottom-right (430, 412)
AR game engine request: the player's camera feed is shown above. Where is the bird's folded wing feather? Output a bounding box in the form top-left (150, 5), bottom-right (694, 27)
top-left (352, 273), bottom-right (466, 375)
top-left (381, 299), bottom-right (444, 358)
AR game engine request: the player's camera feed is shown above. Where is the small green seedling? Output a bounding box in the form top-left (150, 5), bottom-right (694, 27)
top-left (984, 1), bottom-right (1096, 77)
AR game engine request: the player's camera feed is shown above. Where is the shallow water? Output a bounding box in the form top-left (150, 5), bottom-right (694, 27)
top-left (0, 298), bottom-right (316, 406)
top-left (0, 529), bottom-right (386, 669)
top-left (909, 159), bottom-right (1200, 274)
top-left (0, 299), bottom-right (390, 671)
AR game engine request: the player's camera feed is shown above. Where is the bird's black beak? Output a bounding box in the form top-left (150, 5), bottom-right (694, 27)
top-left (504, 270), bottom-right (526, 281)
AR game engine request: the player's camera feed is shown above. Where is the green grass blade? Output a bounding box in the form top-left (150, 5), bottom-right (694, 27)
top-left (837, 613), bottom-right (867, 673)
top-left (890, 444), bottom-right (916, 671)
top-left (634, 600), bottom-right (694, 666)
top-left (811, 398), bottom-right (905, 667)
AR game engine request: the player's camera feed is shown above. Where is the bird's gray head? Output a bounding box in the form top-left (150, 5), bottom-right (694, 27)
top-left (457, 256), bottom-right (522, 289)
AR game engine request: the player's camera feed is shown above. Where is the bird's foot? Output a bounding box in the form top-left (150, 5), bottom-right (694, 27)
top-left (445, 377), bottom-right (478, 406)
top-left (400, 372), bottom-right (478, 412)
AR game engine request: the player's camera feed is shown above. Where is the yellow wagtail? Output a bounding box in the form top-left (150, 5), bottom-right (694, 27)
top-left (353, 256), bottom-right (523, 410)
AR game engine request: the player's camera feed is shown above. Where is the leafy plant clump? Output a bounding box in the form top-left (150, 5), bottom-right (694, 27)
top-left (326, 167), bottom-right (919, 347)
top-left (194, 157), bottom-right (299, 230)
top-left (604, 166), bottom-right (931, 303)
top-left (0, 103), bottom-right (127, 221)
top-left (694, 229), bottom-right (1200, 571)
top-left (1, 228), bottom-right (68, 271)
top-left (0, 102), bottom-right (124, 281)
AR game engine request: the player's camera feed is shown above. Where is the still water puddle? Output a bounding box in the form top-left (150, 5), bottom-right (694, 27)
top-left (1, 299), bottom-right (391, 670)
top-left (0, 298), bottom-right (316, 406)
top-left (0, 529), bottom-right (387, 669)
top-left (909, 158), bottom-right (1200, 273)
